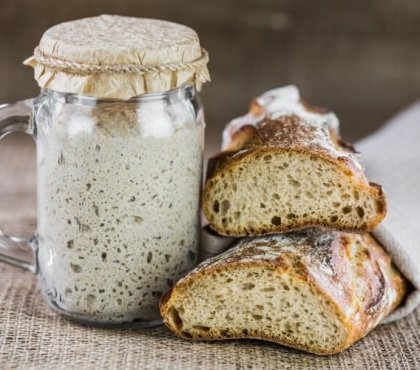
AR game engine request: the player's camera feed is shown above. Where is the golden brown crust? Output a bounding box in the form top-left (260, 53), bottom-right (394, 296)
top-left (224, 124), bottom-right (258, 152)
top-left (160, 230), bottom-right (407, 355)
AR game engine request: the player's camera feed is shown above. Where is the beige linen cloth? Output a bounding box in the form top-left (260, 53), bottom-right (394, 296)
top-left (357, 102), bottom-right (420, 323)
top-left (202, 101), bottom-right (420, 324)
top-left (0, 105), bottom-right (420, 369)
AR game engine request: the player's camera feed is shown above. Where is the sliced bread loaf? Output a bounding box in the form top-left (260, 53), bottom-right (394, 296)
top-left (160, 230), bottom-right (406, 355)
top-left (203, 115), bottom-right (387, 236)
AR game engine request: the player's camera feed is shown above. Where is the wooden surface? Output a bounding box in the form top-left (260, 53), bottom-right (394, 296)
top-left (1, 0), bottom-right (420, 155)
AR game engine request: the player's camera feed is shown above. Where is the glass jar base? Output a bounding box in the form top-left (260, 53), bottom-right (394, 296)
top-left (66, 316), bottom-right (164, 329)
top-left (47, 297), bottom-right (163, 328)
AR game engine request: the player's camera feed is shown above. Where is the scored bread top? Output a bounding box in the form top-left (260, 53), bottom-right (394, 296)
top-left (222, 85), bottom-right (339, 151)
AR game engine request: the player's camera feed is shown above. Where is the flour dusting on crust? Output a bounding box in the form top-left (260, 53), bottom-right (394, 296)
top-left (222, 85), bottom-right (339, 150)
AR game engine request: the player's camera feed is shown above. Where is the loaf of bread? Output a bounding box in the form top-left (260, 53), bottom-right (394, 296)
top-left (203, 88), bottom-right (387, 237)
top-left (160, 230), bottom-right (406, 355)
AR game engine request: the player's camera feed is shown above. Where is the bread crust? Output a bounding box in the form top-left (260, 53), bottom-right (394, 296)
top-left (203, 116), bottom-right (387, 236)
top-left (160, 230), bottom-right (406, 355)
top-left (223, 88), bottom-right (339, 152)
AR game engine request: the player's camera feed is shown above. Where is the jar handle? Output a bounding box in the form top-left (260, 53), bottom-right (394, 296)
top-left (0, 99), bottom-right (37, 273)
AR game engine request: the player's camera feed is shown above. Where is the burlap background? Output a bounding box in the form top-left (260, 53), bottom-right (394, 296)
top-left (0, 133), bottom-right (419, 369)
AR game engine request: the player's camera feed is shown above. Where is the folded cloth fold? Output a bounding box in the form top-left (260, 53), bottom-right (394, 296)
top-left (201, 101), bottom-right (420, 324)
top-left (200, 225), bottom-right (236, 261)
top-left (357, 101), bottom-right (420, 323)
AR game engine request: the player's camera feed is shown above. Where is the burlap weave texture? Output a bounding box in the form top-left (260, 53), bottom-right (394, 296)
top-left (1, 262), bottom-right (419, 369)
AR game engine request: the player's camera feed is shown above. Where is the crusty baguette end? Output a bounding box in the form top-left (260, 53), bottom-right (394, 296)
top-left (160, 230), bottom-right (406, 355)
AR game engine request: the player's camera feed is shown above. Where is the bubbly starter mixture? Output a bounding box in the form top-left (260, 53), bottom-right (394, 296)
top-left (36, 99), bottom-right (203, 324)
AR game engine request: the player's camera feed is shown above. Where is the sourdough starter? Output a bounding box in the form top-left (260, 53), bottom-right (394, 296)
top-left (36, 98), bottom-right (203, 324)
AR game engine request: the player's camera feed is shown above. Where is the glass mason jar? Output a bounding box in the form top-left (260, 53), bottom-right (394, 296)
top-left (0, 84), bottom-right (204, 326)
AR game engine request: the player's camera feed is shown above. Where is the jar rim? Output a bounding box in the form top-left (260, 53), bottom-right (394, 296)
top-left (43, 84), bottom-right (196, 106)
